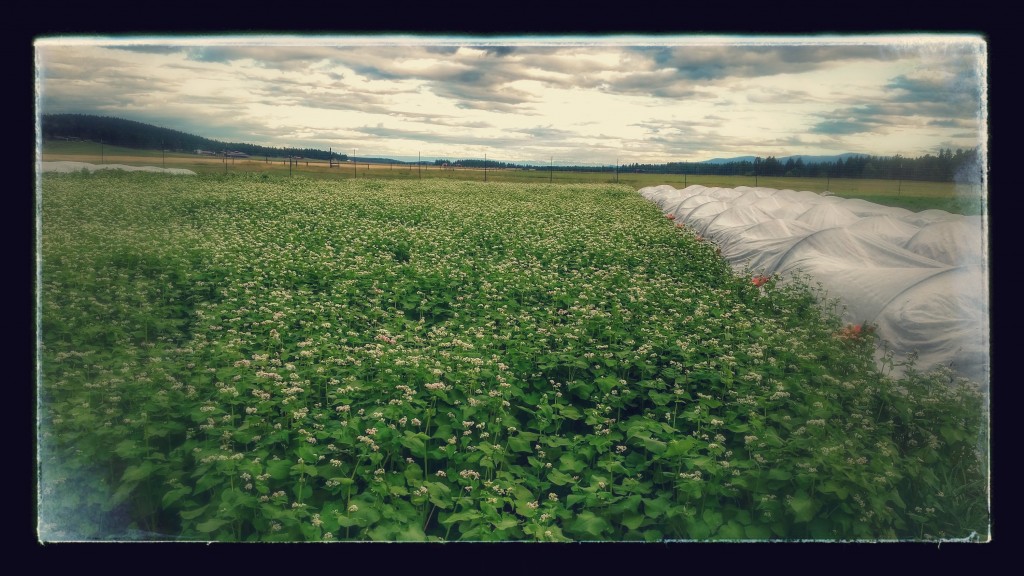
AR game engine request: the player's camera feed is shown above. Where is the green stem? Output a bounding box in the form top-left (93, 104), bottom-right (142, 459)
top-left (423, 504), bottom-right (437, 533)
top-left (424, 400), bottom-right (434, 475)
top-left (443, 493), bottom-right (465, 541)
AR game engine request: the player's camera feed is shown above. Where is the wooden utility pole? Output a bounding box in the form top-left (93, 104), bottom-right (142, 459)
top-left (484, 154), bottom-right (487, 182)
top-left (898, 159), bottom-right (903, 197)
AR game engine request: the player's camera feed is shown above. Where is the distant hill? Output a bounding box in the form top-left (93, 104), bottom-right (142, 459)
top-left (40, 113), bottom-right (348, 162)
top-left (704, 153), bottom-right (865, 165)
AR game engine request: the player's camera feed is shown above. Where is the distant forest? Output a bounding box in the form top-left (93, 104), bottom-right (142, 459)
top-left (617, 150), bottom-right (982, 183)
top-left (41, 114), bottom-right (347, 162)
top-left (42, 113), bottom-right (980, 182)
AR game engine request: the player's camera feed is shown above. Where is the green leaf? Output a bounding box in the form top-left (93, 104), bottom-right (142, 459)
top-left (266, 459), bottom-right (291, 480)
top-left (193, 472), bottom-right (222, 494)
top-left (399, 431), bottom-right (428, 457)
top-left (290, 463), bottom-right (318, 477)
top-left (595, 376), bottom-right (620, 393)
top-left (718, 520), bottom-right (745, 539)
top-left (702, 508), bottom-right (723, 531)
top-left (542, 435), bottom-right (570, 447)
top-left (640, 436), bottom-right (667, 455)
top-left (698, 396), bottom-right (722, 408)
top-left (398, 523), bottom-right (428, 541)
top-left (665, 436), bottom-right (698, 457)
top-left (744, 524), bottom-right (772, 540)
top-left (427, 481), bottom-right (452, 508)
top-left (507, 435), bottom-right (532, 453)
top-left (559, 454), bottom-right (587, 473)
top-left (179, 504), bottom-right (210, 520)
top-left (608, 494), bottom-right (642, 516)
top-left (643, 529), bottom-right (664, 542)
top-left (567, 381), bottom-right (594, 398)
top-left (685, 517), bottom-right (711, 539)
top-left (106, 481), bottom-right (137, 510)
top-left (114, 439), bottom-right (142, 458)
top-left (557, 405), bottom-right (583, 420)
top-left (510, 484), bottom-right (534, 502)
top-left (300, 522), bottom-right (322, 541)
top-left (293, 483), bottom-right (312, 501)
top-left (688, 456), bottom-right (713, 471)
top-left (638, 491), bottom-right (671, 518)
top-left (196, 518), bottom-right (230, 533)
top-left (648, 391), bottom-right (672, 406)
top-left (492, 516), bottom-right (520, 531)
top-left (441, 509), bottom-right (483, 525)
top-left (939, 426), bottom-right (964, 444)
top-left (547, 468), bottom-right (573, 486)
top-left (889, 489), bottom-right (906, 510)
top-left (515, 501), bottom-right (539, 519)
top-left (789, 491), bottom-right (818, 523)
top-left (819, 480), bottom-right (849, 500)
top-left (622, 512), bottom-right (645, 530)
top-left (726, 422), bottom-right (750, 433)
top-left (295, 445), bottom-right (317, 463)
top-left (767, 468), bottom-right (792, 481)
top-left (336, 515), bottom-right (359, 528)
top-left (677, 480), bottom-right (702, 499)
top-left (403, 462), bottom-right (424, 483)
top-left (162, 486), bottom-right (192, 509)
top-left (569, 511), bottom-right (611, 538)
top-left (121, 461), bottom-right (156, 483)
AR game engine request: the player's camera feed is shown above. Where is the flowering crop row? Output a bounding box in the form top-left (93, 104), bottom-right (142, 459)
top-left (38, 172), bottom-right (988, 541)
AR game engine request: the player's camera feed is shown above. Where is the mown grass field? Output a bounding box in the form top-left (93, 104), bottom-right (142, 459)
top-left (39, 141), bottom-right (985, 215)
top-left (37, 171), bottom-right (989, 542)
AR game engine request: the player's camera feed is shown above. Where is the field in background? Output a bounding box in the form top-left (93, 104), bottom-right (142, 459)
top-left (39, 141), bottom-right (985, 215)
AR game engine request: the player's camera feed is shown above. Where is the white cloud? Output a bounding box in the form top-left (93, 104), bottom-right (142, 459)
top-left (35, 35), bottom-right (987, 163)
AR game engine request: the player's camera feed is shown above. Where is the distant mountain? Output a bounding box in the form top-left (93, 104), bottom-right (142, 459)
top-left (703, 153), bottom-right (865, 165)
top-left (41, 113), bottom-right (349, 162)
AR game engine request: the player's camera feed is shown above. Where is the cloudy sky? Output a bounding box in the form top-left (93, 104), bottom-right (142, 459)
top-left (34, 35), bottom-right (987, 164)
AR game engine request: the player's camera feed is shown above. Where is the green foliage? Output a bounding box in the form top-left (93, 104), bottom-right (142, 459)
top-left (38, 172), bottom-right (989, 542)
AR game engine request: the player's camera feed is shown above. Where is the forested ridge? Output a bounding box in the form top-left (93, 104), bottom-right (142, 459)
top-left (41, 114), bottom-right (347, 162)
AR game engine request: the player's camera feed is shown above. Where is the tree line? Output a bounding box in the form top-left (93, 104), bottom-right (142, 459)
top-left (622, 149), bottom-right (981, 183)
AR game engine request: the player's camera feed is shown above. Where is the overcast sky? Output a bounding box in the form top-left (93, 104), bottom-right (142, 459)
top-left (34, 35), bottom-right (987, 164)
